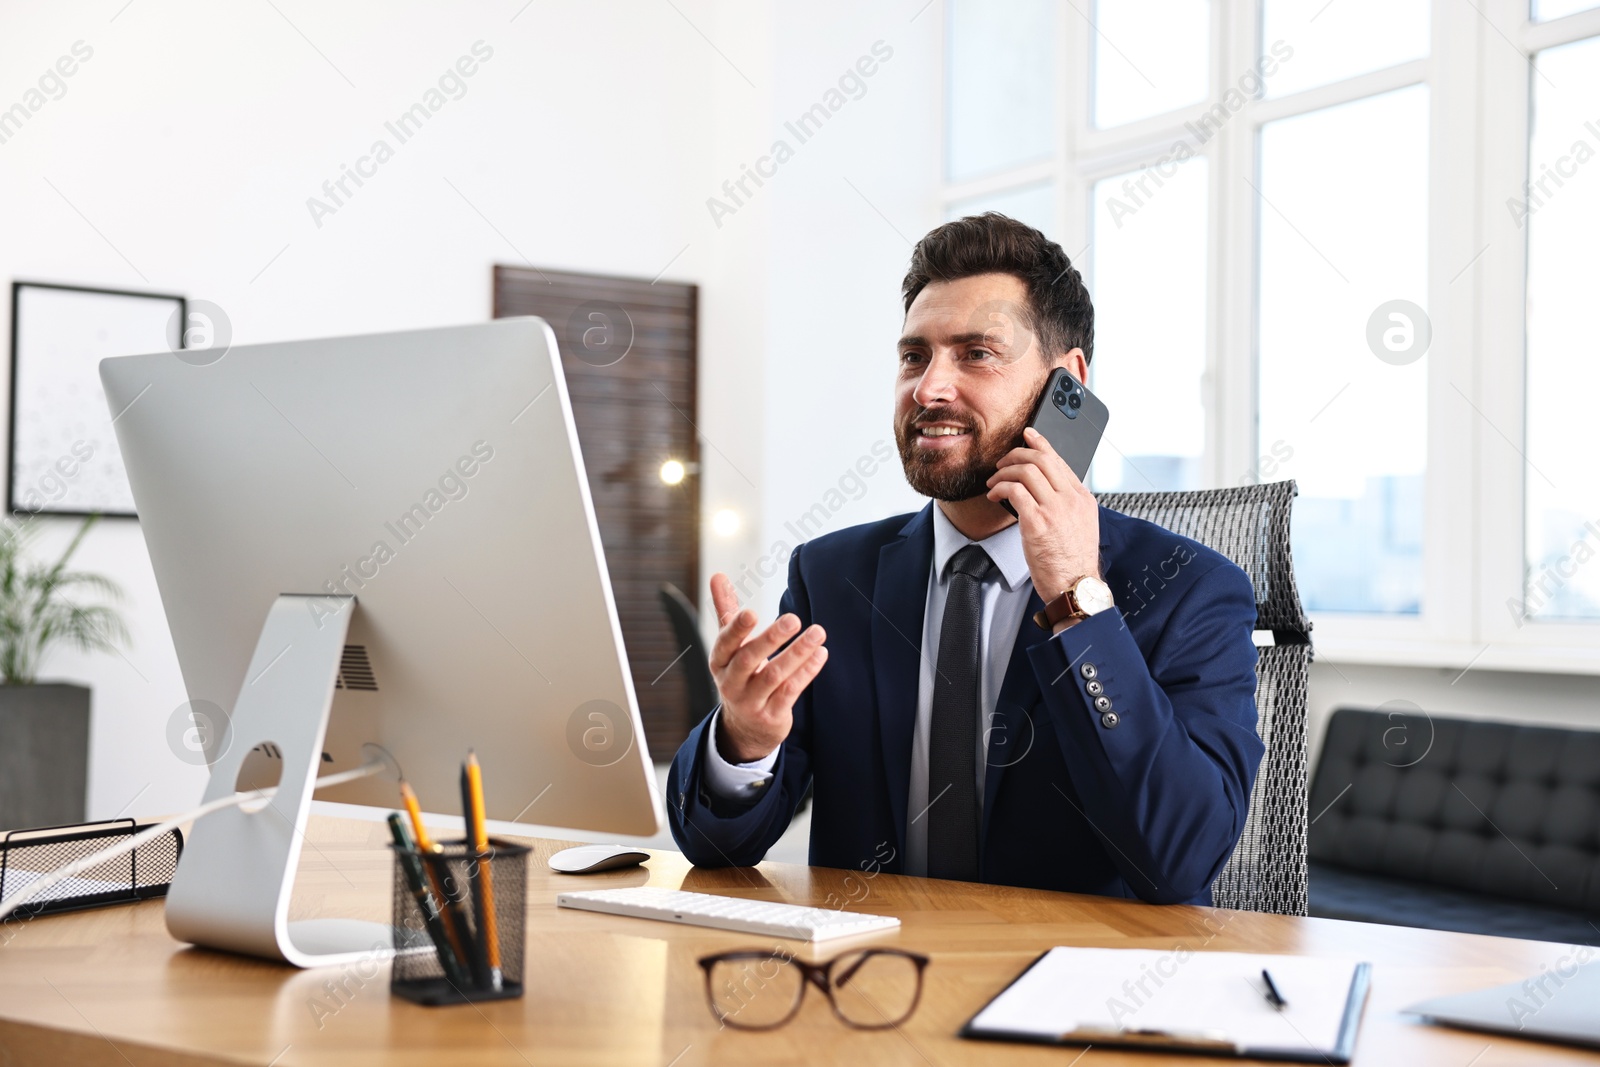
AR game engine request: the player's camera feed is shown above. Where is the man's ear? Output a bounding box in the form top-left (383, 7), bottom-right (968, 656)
top-left (1052, 347), bottom-right (1089, 384)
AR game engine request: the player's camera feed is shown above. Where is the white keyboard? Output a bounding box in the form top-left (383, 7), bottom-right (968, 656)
top-left (556, 886), bottom-right (900, 942)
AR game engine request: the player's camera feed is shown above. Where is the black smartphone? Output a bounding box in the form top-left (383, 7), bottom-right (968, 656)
top-left (1000, 367), bottom-right (1109, 516)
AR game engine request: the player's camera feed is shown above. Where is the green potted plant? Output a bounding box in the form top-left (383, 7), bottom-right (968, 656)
top-left (0, 516), bottom-right (128, 830)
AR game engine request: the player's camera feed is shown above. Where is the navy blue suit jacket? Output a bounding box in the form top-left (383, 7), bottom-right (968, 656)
top-left (666, 503), bottom-right (1264, 905)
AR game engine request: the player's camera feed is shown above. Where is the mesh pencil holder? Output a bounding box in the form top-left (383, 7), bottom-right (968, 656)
top-left (390, 838), bottom-right (529, 1006)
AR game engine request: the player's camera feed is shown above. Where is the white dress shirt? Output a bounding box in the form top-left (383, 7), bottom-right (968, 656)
top-left (702, 506), bottom-right (1036, 877)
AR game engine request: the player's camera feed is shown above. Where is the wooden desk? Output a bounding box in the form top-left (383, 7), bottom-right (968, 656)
top-left (0, 814), bottom-right (1591, 1066)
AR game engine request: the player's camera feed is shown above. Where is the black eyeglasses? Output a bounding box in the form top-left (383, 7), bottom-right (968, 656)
top-left (697, 947), bottom-right (929, 1030)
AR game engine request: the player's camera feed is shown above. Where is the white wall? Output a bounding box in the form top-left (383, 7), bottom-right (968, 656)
top-left (0, 0), bottom-right (727, 819)
top-left (750, 4), bottom-right (939, 623)
top-left (700, 4), bottom-right (942, 626)
top-left (0, 0), bottom-right (946, 823)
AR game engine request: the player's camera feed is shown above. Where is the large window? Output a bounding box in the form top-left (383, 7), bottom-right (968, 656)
top-left (1259, 0), bottom-right (1429, 98)
top-left (1258, 86), bottom-right (1430, 613)
top-left (944, 182), bottom-right (1057, 238)
top-left (1091, 0), bottom-right (1209, 128)
top-left (1532, 0), bottom-right (1600, 18)
top-left (945, 0), bottom-right (1057, 183)
top-left (940, 1), bottom-right (1600, 671)
top-left (1523, 34), bottom-right (1600, 621)
top-left (1089, 158), bottom-right (1209, 493)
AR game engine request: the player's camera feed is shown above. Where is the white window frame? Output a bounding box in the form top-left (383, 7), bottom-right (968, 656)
top-left (937, 0), bottom-right (1600, 676)
top-left (1473, 0), bottom-right (1600, 673)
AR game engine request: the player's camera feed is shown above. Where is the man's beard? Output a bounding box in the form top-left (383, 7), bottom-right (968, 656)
top-left (895, 402), bottom-right (1032, 502)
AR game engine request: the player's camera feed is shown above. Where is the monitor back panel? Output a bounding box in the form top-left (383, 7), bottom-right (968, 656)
top-left (100, 318), bottom-right (662, 836)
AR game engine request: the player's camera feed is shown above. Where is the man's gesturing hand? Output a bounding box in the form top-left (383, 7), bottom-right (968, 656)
top-left (985, 426), bottom-right (1102, 604)
top-left (708, 572), bottom-right (828, 764)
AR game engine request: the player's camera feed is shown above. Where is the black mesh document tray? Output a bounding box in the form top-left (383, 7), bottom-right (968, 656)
top-left (0, 818), bottom-right (183, 919)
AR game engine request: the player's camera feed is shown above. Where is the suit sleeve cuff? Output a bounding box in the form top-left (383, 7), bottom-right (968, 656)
top-left (701, 709), bottom-right (779, 800)
top-left (1029, 606), bottom-right (1162, 738)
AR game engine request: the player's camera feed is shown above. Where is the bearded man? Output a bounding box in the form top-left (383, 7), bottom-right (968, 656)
top-left (666, 213), bottom-right (1263, 905)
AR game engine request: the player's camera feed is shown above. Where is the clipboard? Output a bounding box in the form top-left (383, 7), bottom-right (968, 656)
top-left (960, 947), bottom-right (1372, 1063)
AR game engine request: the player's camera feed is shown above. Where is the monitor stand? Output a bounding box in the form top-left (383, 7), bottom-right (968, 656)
top-left (164, 594), bottom-right (397, 968)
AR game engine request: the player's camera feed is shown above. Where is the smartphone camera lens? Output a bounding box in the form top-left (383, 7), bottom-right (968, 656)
top-left (1053, 390), bottom-right (1068, 406)
top-left (1067, 392), bottom-right (1083, 409)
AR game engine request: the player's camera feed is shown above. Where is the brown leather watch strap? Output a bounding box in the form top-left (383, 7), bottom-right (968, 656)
top-left (1033, 588), bottom-right (1082, 631)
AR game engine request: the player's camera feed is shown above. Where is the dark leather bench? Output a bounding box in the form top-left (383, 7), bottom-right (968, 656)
top-left (1308, 706), bottom-right (1600, 945)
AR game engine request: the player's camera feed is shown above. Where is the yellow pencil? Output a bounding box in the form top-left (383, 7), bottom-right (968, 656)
top-left (466, 750), bottom-right (502, 985)
top-left (399, 779), bottom-right (468, 969)
top-left (400, 781), bottom-right (439, 852)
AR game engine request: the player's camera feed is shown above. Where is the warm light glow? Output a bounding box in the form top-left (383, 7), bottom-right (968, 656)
top-left (659, 459), bottom-right (686, 485)
top-left (711, 509), bottom-right (741, 537)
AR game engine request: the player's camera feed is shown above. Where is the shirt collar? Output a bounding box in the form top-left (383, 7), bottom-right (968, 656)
top-left (930, 505), bottom-right (1031, 593)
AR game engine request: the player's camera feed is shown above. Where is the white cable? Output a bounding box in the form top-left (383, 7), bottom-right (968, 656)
top-left (298, 763), bottom-right (386, 790)
top-left (0, 760), bottom-right (388, 923)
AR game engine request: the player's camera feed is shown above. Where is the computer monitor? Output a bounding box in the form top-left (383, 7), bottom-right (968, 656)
top-left (100, 318), bottom-right (663, 967)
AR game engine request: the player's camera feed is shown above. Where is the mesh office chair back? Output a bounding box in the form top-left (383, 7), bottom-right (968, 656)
top-left (1096, 480), bottom-right (1312, 916)
top-left (658, 583), bottom-right (720, 726)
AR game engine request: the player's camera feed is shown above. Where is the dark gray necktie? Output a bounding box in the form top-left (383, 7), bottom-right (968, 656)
top-left (927, 543), bottom-right (994, 881)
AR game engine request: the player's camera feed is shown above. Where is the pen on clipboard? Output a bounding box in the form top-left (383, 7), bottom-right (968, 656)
top-left (1261, 968), bottom-right (1288, 1011)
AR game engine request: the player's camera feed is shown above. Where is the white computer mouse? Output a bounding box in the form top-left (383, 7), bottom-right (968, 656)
top-left (548, 844), bottom-right (650, 874)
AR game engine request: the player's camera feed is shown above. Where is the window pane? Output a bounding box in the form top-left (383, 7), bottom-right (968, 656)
top-left (1261, 0), bottom-right (1429, 99)
top-left (1533, 0), bottom-right (1599, 19)
top-left (945, 182), bottom-right (1057, 237)
top-left (1257, 86), bottom-right (1429, 614)
top-left (1524, 36), bottom-right (1600, 621)
top-left (1092, 0), bottom-right (1209, 128)
top-left (1089, 156), bottom-right (1208, 492)
top-left (945, 0), bottom-right (1057, 182)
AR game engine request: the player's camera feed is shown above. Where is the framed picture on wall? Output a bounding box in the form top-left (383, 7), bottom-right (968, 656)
top-left (8, 281), bottom-right (185, 518)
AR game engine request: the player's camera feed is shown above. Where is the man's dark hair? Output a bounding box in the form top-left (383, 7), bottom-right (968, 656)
top-left (901, 212), bottom-right (1094, 366)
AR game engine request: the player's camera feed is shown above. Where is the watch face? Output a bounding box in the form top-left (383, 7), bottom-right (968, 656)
top-left (1075, 576), bottom-right (1115, 615)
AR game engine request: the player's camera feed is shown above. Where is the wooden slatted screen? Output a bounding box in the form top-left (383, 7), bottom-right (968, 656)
top-left (493, 266), bottom-right (699, 758)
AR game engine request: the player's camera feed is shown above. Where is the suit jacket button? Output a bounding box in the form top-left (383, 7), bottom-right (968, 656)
top-left (1100, 711), bottom-right (1120, 729)
top-left (1085, 680), bottom-right (1104, 696)
top-left (1081, 663), bottom-right (1098, 680)
top-left (1093, 696), bottom-right (1112, 712)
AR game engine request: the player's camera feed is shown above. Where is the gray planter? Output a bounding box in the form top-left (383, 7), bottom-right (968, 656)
top-left (0, 684), bottom-right (90, 831)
